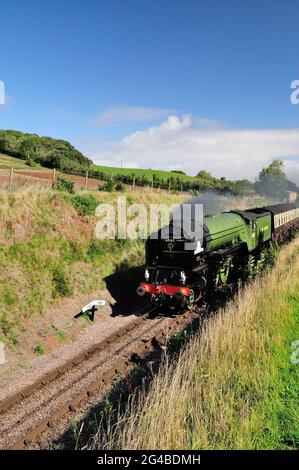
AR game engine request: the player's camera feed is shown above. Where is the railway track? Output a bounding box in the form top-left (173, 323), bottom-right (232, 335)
top-left (0, 306), bottom-right (202, 450)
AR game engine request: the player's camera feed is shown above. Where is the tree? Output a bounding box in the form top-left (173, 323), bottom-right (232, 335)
top-left (255, 160), bottom-right (288, 199)
top-left (196, 170), bottom-right (212, 179)
top-left (232, 179), bottom-right (254, 196)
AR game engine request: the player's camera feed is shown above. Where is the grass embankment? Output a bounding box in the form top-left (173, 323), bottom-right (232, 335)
top-left (0, 153), bottom-right (30, 169)
top-left (90, 237), bottom-right (299, 450)
top-left (0, 188), bottom-right (184, 346)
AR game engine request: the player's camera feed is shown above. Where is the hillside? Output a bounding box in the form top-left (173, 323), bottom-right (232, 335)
top-left (0, 153), bottom-right (43, 170)
top-left (0, 130), bottom-right (91, 173)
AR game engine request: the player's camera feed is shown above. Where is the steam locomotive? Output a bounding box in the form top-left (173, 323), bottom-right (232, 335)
top-left (137, 202), bottom-right (299, 310)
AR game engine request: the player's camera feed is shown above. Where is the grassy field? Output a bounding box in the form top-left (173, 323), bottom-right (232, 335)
top-left (0, 153), bottom-right (46, 170)
top-left (92, 164), bottom-right (196, 182)
top-left (89, 237), bottom-right (299, 450)
top-left (0, 154), bottom-right (196, 181)
top-left (0, 153), bottom-right (195, 190)
top-left (0, 153), bottom-right (29, 169)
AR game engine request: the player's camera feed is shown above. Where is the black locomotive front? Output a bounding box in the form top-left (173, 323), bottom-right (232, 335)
top-left (136, 222), bottom-right (207, 309)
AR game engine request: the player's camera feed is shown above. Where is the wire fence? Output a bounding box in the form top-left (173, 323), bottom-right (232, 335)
top-left (0, 167), bottom-right (187, 194)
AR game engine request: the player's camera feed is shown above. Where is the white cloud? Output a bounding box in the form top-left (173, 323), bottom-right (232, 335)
top-left (95, 106), bottom-right (175, 127)
top-left (89, 115), bottom-right (299, 185)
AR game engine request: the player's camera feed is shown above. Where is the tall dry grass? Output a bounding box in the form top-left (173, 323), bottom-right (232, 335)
top-left (89, 237), bottom-right (299, 450)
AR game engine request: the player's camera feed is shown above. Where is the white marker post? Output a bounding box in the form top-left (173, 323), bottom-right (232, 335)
top-left (74, 300), bottom-right (106, 321)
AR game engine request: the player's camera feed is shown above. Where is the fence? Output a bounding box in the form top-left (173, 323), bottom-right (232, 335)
top-left (0, 167), bottom-right (187, 195)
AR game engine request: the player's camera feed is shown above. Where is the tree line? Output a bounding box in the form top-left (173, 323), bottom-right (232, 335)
top-left (91, 168), bottom-right (255, 195)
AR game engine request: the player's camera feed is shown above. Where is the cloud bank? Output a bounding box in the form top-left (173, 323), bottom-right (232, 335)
top-left (90, 115), bottom-right (299, 184)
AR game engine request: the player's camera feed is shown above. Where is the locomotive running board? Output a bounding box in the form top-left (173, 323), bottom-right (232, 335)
top-left (209, 242), bottom-right (246, 257)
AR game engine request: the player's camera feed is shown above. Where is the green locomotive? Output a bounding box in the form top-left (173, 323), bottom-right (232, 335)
top-left (137, 202), bottom-right (299, 309)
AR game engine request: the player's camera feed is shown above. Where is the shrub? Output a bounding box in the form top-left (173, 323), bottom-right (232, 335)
top-left (52, 268), bottom-right (71, 297)
top-left (115, 181), bottom-right (125, 192)
top-left (26, 156), bottom-right (37, 167)
top-left (87, 240), bottom-right (102, 257)
top-left (70, 194), bottom-right (98, 216)
top-left (55, 175), bottom-right (75, 194)
top-left (99, 180), bottom-right (114, 192)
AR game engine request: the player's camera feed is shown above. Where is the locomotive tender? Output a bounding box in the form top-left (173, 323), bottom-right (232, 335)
top-left (137, 202), bottom-right (299, 309)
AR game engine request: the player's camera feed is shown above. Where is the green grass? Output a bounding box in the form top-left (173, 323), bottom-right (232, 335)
top-left (255, 288), bottom-right (299, 449)
top-left (0, 153), bottom-right (45, 170)
top-left (92, 164), bottom-right (196, 182)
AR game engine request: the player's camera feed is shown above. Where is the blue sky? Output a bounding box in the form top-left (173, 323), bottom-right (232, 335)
top-left (0, 0), bottom-right (298, 181)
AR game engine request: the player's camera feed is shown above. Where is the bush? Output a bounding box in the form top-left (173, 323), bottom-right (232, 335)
top-left (26, 156), bottom-right (37, 167)
top-left (115, 181), bottom-right (125, 192)
top-left (70, 194), bottom-right (98, 216)
top-left (55, 175), bottom-right (75, 194)
top-left (52, 268), bottom-right (71, 297)
top-left (99, 180), bottom-right (114, 192)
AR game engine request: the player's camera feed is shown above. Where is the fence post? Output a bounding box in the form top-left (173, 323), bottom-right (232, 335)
top-left (9, 166), bottom-right (14, 190)
top-left (52, 168), bottom-right (56, 187)
top-left (132, 176), bottom-right (135, 192)
top-left (84, 170), bottom-right (89, 191)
